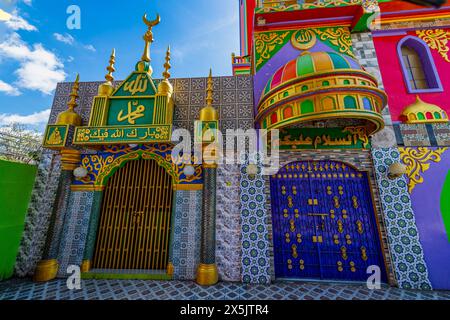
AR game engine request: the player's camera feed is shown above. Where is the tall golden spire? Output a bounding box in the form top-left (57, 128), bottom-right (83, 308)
top-left (141, 13), bottom-right (160, 63)
top-left (56, 74), bottom-right (82, 126)
top-left (206, 69), bottom-right (213, 107)
top-left (105, 48), bottom-right (116, 83)
top-left (200, 69), bottom-right (218, 121)
top-left (163, 45), bottom-right (171, 80)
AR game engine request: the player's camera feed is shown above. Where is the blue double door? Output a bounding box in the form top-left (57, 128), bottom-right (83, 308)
top-left (270, 161), bottom-right (387, 282)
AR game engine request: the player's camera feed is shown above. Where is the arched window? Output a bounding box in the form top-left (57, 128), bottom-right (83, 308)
top-left (301, 100), bottom-right (314, 114)
top-left (344, 96), bottom-right (357, 109)
top-left (283, 106), bottom-right (293, 119)
top-left (271, 112), bottom-right (278, 124)
top-left (398, 36), bottom-right (443, 93)
top-left (363, 97), bottom-right (372, 110)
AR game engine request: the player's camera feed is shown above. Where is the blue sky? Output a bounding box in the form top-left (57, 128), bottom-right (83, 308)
top-left (0, 0), bottom-right (240, 131)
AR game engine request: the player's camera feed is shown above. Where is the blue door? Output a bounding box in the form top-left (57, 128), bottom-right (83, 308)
top-left (270, 161), bottom-right (387, 282)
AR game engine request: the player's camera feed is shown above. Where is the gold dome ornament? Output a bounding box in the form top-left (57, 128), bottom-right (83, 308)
top-left (401, 95), bottom-right (449, 124)
top-left (98, 49), bottom-right (116, 96)
top-left (136, 13), bottom-right (160, 76)
top-left (157, 46), bottom-right (173, 95)
top-left (56, 74), bottom-right (82, 126)
top-left (199, 69), bottom-right (218, 122)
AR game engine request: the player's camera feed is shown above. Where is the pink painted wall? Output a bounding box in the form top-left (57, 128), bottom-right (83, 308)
top-left (373, 30), bottom-right (450, 122)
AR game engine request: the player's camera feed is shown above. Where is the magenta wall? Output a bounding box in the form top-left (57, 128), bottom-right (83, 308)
top-left (373, 30), bottom-right (450, 122)
top-left (406, 148), bottom-right (450, 290)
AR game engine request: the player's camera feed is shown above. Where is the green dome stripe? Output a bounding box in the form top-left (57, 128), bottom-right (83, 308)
top-left (264, 77), bottom-right (273, 95)
top-left (296, 55), bottom-right (314, 77)
top-left (329, 53), bottom-right (350, 69)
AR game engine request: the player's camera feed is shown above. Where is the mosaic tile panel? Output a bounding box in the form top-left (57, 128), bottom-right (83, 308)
top-left (14, 152), bottom-right (61, 277)
top-left (371, 148), bottom-right (432, 290)
top-left (399, 124), bottom-right (431, 147)
top-left (240, 159), bottom-right (271, 284)
top-left (216, 164), bottom-right (242, 282)
top-left (432, 123), bottom-right (450, 146)
top-left (1, 278), bottom-right (449, 300)
top-left (57, 191), bottom-right (94, 277)
top-left (171, 190), bottom-right (202, 280)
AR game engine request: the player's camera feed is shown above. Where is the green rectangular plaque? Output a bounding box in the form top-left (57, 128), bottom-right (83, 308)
top-left (43, 125), bottom-right (69, 149)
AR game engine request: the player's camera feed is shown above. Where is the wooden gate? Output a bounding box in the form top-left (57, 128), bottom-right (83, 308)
top-left (92, 159), bottom-right (173, 270)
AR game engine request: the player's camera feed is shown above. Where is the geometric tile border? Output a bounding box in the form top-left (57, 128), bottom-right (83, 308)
top-left (371, 148), bottom-right (432, 290)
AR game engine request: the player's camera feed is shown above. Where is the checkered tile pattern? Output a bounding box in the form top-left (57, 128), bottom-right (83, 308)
top-left (0, 279), bottom-right (449, 300)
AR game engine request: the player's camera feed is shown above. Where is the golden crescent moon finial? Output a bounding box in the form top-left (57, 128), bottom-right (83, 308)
top-left (143, 13), bottom-right (161, 28)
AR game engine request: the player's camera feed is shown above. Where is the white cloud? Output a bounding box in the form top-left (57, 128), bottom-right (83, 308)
top-left (3, 9), bottom-right (37, 31)
top-left (53, 33), bottom-right (75, 45)
top-left (0, 80), bottom-right (21, 96)
top-left (0, 9), bottom-right (12, 21)
top-left (22, 0), bottom-right (32, 5)
top-left (0, 109), bottom-right (50, 126)
top-left (84, 44), bottom-right (96, 52)
top-left (0, 32), bottom-right (66, 94)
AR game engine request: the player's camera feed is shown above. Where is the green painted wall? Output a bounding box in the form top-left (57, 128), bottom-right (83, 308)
top-left (0, 160), bottom-right (37, 281)
top-left (441, 170), bottom-right (450, 242)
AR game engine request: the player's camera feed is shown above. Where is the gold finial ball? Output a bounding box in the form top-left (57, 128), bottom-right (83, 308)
top-left (136, 61), bottom-right (153, 75)
top-left (98, 83), bottom-right (114, 96)
top-left (56, 109), bottom-right (82, 126)
top-left (199, 105), bottom-right (218, 121)
top-left (158, 79), bottom-right (173, 95)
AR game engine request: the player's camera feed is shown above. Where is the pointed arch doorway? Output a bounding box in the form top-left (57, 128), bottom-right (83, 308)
top-left (92, 158), bottom-right (174, 271)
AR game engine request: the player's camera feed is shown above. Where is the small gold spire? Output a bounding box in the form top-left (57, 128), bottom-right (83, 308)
top-left (56, 74), bottom-right (82, 126)
top-left (163, 45), bottom-right (171, 80)
top-left (68, 73), bottom-right (80, 111)
top-left (141, 13), bottom-right (161, 63)
top-left (206, 68), bottom-right (213, 106)
top-left (105, 48), bottom-right (116, 83)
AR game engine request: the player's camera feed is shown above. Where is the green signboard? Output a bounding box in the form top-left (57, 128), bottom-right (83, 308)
top-left (43, 124), bottom-right (69, 149)
top-left (73, 125), bottom-right (172, 145)
top-left (107, 98), bottom-right (155, 126)
top-left (278, 126), bottom-right (370, 150)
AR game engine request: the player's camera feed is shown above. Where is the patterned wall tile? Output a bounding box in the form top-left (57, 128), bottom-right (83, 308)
top-left (240, 158), bottom-right (271, 284)
top-left (172, 190), bottom-right (202, 280)
top-left (371, 148), bottom-right (432, 290)
top-left (57, 191), bottom-right (94, 277)
top-left (14, 152), bottom-right (61, 277)
top-left (432, 123), bottom-right (450, 146)
top-left (399, 124), bottom-right (431, 147)
top-left (216, 164), bottom-right (242, 282)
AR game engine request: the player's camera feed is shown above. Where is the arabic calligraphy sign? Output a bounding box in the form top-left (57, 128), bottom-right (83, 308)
top-left (73, 125), bottom-right (172, 145)
top-left (43, 124), bottom-right (69, 149)
top-left (278, 127), bottom-right (370, 150)
top-left (107, 98), bottom-right (154, 126)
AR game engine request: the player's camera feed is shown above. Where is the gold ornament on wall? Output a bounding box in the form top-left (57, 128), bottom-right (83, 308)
top-left (255, 31), bottom-right (290, 69)
top-left (416, 29), bottom-right (450, 63)
top-left (315, 28), bottom-right (355, 58)
top-left (291, 29), bottom-right (317, 50)
top-left (399, 147), bottom-right (449, 193)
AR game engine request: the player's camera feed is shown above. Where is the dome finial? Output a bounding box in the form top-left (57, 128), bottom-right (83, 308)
top-left (56, 74), bottom-right (82, 126)
top-left (68, 73), bottom-right (80, 111)
top-left (163, 45), bottom-right (171, 80)
top-left (199, 69), bottom-right (218, 121)
top-left (206, 68), bottom-right (213, 107)
top-left (141, 13), bottom-right (160, 63)
top-left (105, 48), bottom-right (116, 83)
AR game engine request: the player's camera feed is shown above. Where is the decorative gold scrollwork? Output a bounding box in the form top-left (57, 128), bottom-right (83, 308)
top-left (349, 261), bottom-right (356, 272)
top-left (341, 246), bottom-right (348, 260)
top-left (337, 220), bottom-right (344, 233)
top-left (292, 244), bottom-right (298, 259)
top-left (416, 29), bottom-right (450, 63)
top-left (290, 219), bottom-right (296, 232)
top-left (285, 233), bottom-right (291, 244)
top-left (299, 259), bottom-right (305, 271)
top-left (255, 31), bottom-right (290, 69)
top-left (361, 246), bottom-right (368, 261)
top-left (288, 196), bottom-right (294, 208)
top-left (287, 259), bottom-right (293, 270)
top-left (346, 234), bottom-right (352, 245)
top-left (356, 220), bottom-right (364, 234)
top-left (352, 196), bottom-right (359, 209)
top-left (297, 233), bottom-right (302, 244)
top-left (333, 235), bottom-right (340, 245)
top-left (337, 261), bottom-right (344, 272)
top-left (333, 196), bottom-right (340, 208)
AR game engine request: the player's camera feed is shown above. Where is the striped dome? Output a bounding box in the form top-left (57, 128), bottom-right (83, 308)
top-left (262, 51), bottom-right (362, 97)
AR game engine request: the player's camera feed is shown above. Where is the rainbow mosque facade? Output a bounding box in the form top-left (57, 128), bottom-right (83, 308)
top-left (13, 1), bottom-right (450, 290)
